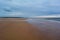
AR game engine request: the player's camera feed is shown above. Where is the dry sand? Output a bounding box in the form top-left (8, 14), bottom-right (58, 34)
top-left (0, 18), bottom-right (60, 40)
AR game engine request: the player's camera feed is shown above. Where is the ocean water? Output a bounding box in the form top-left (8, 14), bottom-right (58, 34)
top-left (44, 18), bottom-right (60, 21)
top-left (30, 18), bottom-right (60, 21)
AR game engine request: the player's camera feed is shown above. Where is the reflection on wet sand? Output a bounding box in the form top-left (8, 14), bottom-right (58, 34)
top-left (0, 18), bottom-right (60, 40)
top-left (28, 19), bottom-right (60, 40)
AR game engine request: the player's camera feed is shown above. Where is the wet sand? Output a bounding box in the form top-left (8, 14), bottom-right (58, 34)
top-left (0, 18), bottom-right (60, 40)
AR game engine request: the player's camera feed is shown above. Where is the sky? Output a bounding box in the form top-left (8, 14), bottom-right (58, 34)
top-left (0, 0), bottom-right (60, 17)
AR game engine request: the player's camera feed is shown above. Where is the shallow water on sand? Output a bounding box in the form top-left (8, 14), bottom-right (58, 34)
top-left (27, 19), bottom-right (60, 35)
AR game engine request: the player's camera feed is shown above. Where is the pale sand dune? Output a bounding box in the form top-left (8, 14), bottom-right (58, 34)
top-left (0, 18), bottom-right (60, 40)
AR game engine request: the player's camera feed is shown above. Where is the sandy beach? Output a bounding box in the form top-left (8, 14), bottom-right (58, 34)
top-left (0, 18), bottom-right (60, 40)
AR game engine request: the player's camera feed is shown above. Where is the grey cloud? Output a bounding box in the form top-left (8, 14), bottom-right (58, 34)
top-left (0, 0), bottom-right (60, 17)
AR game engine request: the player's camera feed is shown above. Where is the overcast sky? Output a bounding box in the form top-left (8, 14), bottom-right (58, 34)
top-left (0, 0), bottom-right (60, 17)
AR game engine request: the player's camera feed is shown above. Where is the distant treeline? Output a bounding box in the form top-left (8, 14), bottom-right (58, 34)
top-left (0, 17), bottom-right (24, 18)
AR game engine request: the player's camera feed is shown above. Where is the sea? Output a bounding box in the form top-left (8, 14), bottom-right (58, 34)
top-left (44, 18), bottom-right (60, 21)
top-left (29, 18), bottom-right (60, 21)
